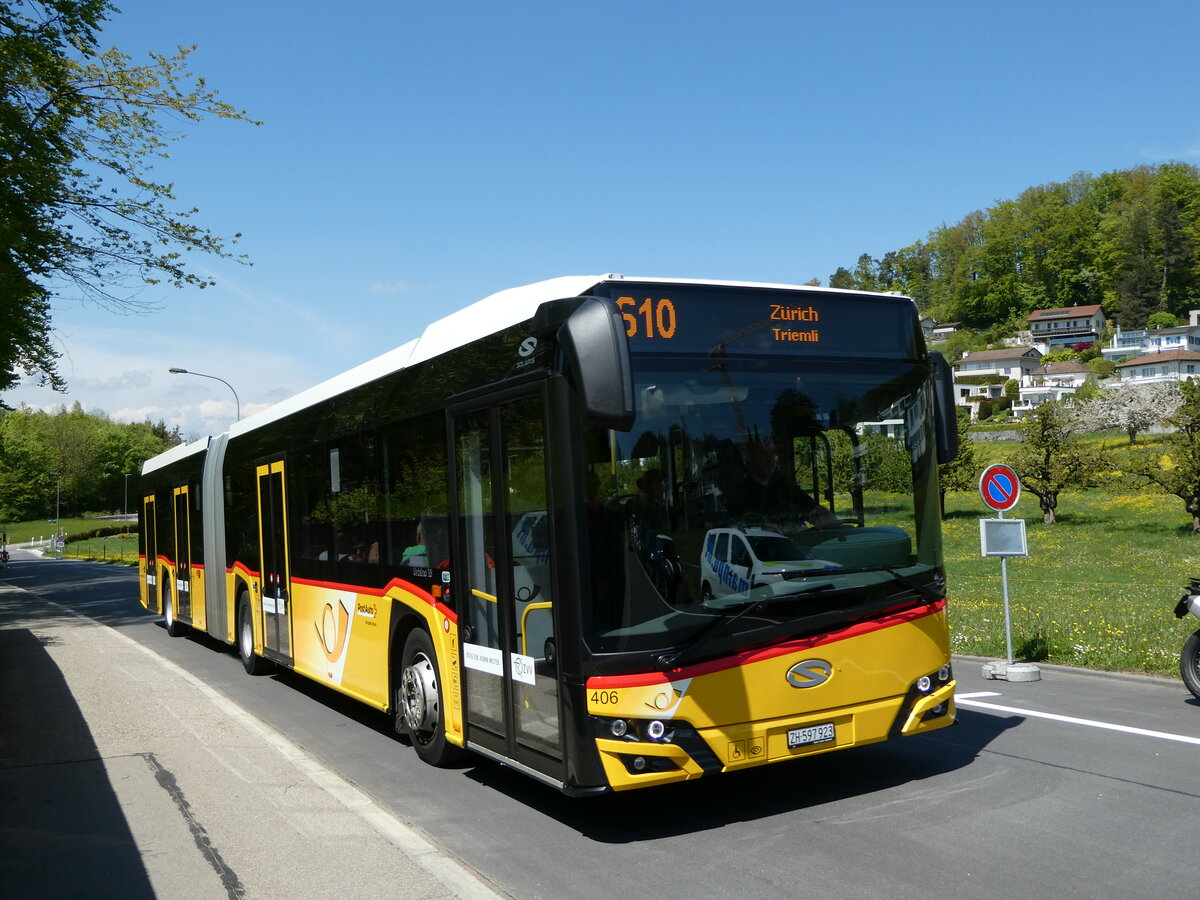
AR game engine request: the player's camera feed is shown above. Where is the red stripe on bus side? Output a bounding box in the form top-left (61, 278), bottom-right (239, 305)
top-left (587, 600), bottom-right (946, 690)
top-left (223, 562), bottom-right (454, 623)
top-left (230, 560), bottom-right (259, 579)
top-left (290, 575), bottom-right (457, 625)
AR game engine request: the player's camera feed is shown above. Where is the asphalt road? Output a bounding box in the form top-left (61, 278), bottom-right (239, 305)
top-left (6, 554), bottom-right (1199, 899)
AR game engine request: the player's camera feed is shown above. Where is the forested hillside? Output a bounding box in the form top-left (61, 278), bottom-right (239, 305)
top-left (829, 163), bottom-right (1200, 331)
top-left (0, 404), bottom-right (180, 521)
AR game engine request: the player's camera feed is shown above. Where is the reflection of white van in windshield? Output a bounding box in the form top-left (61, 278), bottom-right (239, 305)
top-left (700, 526), bottom-right (840, 601)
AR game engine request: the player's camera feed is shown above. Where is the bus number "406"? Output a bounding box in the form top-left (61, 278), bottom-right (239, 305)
top-left (590, 690), bottom-right (620, 706)
top-left (617, 297), bottom-right (677, 340)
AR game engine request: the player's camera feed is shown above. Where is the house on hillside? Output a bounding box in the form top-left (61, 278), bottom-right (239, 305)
top-left (1013, 360), bottom-right (1092, 416)
top-left (931, 321), bottom-right (962, 341)
top-left (953, 347), bottom-right (1043, 380)
top-left (951, 347), bottom-right (1043, 420)
top-left (1028, 304), bottom-right (1106, 350)
top-left (1101, 317), bottom-right (1200, 364)
top-left (1114, 349), bottom-right (1200, 385)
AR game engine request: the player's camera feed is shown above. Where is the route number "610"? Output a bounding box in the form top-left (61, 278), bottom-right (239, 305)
top-left (617, 296), bottom-right (677, 341)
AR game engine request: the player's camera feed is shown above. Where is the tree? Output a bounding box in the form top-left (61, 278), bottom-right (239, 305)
top-left (1, 1), bottom-right (257, 390)
top-left (837, 164), bottom-right (1200, 333)
top-left (828, 267), bottom-right (854, 290)
top-left (1073, 376), bottom-right (1102, 402)
top-left (1147, 311), bottom-right (1179, 329)
top-left (0, 404), bottom-right (172, 519)
top-left (1012, 400), bottom-right (1107, 524)
top-left (938, 407), bottom-right (977, 515)
top-left (1128, 380), bottom-right (1200, 533)
top-left (1074, 382), bottom-right (1182, 444)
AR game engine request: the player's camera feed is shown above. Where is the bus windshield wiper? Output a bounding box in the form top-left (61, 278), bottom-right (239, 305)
top-left (656, 583), bottom-right (836, 672)
top-left (883, 568), bottom-right (945, 607)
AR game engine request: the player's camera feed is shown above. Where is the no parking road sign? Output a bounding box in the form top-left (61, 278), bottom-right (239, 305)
top-left (979, 463), bottom-right (1021, 513)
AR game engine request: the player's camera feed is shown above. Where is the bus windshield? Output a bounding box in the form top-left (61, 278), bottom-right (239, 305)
top-left (580, 354), bottom-right (943, 661)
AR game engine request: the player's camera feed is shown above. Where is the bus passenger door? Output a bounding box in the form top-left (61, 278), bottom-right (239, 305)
top-left (256, 459), bottom-right (293, 662)
top-left (172, 486), bottom-right (192, 621)
top-left (142, 494), bottom-right (158, 612)
top-left (451, 391), bottom-right (562, 781)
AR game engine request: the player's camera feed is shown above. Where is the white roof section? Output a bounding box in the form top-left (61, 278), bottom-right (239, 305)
top-left (141, 434), bottom-right (209, 475)
top-left (205, 274), bottom-right (913, 441)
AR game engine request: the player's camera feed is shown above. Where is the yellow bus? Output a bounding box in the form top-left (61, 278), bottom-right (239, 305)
top-left (139, 275), bottom-right (959, 795)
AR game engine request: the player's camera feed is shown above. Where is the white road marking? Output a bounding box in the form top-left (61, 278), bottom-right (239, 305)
top-left (956, 693), bottom-right (1200, 746)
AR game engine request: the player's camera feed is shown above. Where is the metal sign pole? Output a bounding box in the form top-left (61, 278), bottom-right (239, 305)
top-left (999, 508), bottom-right (1014, 666)
top-left (978, 464), bottom-right (1039, 682)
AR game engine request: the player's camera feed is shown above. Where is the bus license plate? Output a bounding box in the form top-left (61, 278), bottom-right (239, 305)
top-left (788, 722), bottom-right (835, 749)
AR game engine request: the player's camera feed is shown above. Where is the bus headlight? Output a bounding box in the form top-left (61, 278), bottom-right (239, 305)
top-left (917, 676), bottom-right (932, 693)
top-left (594, 716), bottom-right (676, 744)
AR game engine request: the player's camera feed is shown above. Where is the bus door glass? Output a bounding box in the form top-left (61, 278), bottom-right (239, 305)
top-left (452, 392), bottom-right (561, 773)
top-left (256, 460), bottom-right (293, 660)
top-left (143, 494), bottom-right (158, 612)
top-left (172, 486), bottom-right (192, 620)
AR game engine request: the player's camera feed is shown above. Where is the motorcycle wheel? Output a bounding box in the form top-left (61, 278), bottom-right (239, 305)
top-left (1181, 630), bottom-right (1200, 701)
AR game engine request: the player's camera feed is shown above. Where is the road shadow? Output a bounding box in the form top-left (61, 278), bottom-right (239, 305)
top-left (0, 558), bottom-right (151, 629)
top-left (0, 626), bottom-right (155, 898)
top-left (464, 707), bottom-right (1022, 841)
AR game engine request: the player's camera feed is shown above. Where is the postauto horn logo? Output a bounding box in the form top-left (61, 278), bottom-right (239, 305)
top-left (786, 659), bottom-right (833, 688)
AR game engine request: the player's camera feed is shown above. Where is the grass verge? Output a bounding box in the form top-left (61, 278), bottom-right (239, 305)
top-left (944, 487), bottom-right (1197, 677)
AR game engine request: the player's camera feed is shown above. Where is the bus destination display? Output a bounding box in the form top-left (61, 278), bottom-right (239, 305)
top-left (596, 283), bottom-right (921, 359)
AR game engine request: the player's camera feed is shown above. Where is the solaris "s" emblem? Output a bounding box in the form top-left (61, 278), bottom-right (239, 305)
top-left (787, 659), bottom-right (833, 688)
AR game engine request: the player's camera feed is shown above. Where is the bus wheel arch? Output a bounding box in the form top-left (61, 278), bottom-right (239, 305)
top-left (397, 627), bottom-right (462, 767)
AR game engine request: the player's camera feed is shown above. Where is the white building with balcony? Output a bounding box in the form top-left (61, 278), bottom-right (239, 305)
top-left (1028, 304), bottom-right (1105, 350)
top-left (1114, 349), bottom-right (1200, 385)
top-left (953, 347), bottom-right (1044, 380)
top-left (1101, 319), bottom-right (1200, 364)
top-left (1012, 360), bottom-right (1092, 417)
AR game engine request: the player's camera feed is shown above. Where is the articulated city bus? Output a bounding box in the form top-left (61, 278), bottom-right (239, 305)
top-left (139, 275), bottom-right (960, 795)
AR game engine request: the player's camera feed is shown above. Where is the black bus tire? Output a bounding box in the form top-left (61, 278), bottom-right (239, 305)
top-left (164, 589), bottom-right (187, 637)
top-left (398, 629), bottom-right (462, 767)
top-left (1181, 630), bottom-right (1200, 701)
top-left (237, 594), bottom-right (272, 676)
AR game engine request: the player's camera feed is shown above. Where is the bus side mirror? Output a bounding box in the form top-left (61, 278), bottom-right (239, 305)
top-left (929, 351), bottom-right (959, 464)
top-left (558, 297), bottom-right (636, 432)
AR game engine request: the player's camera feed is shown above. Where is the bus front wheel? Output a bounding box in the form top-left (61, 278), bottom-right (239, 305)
top-left (398, 629), bottom-right (461, 767)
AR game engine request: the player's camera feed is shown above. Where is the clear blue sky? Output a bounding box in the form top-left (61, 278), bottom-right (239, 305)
top-left (5, 0), bottom-right (1200, 437)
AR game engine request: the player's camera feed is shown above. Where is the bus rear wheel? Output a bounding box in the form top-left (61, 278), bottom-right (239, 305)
top-left (398, 629), bottom-right (462, 767)
top-left (237, 594), bottom-right (272, 676)
top-left (164, 590), bottom-right (187, 637)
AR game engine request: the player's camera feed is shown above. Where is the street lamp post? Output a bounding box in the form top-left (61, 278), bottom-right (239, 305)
top-left (169, 367), bottom-right (241, 421)
top-left (52, 473), bottom-right (62, 557)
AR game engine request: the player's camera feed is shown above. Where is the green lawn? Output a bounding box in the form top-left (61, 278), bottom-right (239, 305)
top-left (2, 517), bottom-right (108, 544)
top-left (943, 485), bottom-right (1197, 677)
top-left (2, 517), bottom-right (139, 565)
top-left (60, 533), bottom-right (139, 564)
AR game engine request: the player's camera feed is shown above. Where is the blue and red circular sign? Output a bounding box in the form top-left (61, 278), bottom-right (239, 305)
top-left (979, 464), bottom-right (1021, 512)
